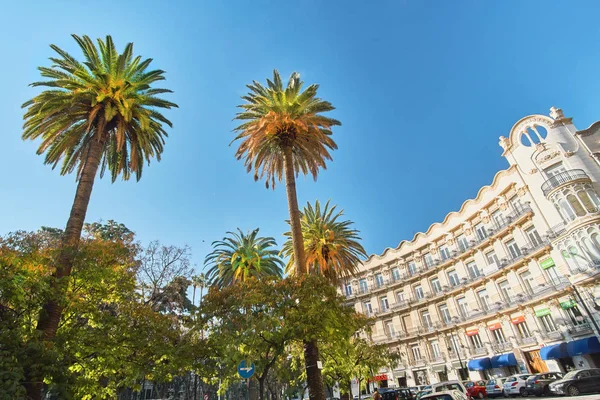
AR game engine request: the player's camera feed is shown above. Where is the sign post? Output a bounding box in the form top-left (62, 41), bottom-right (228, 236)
top-left (238, 360), bottom-right (255, 400)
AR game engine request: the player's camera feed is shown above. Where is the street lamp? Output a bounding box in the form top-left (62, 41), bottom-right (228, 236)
top-left (448, 333), bottom-right (466, 380)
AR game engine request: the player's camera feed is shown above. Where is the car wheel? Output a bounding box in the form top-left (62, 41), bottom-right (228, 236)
top-left (519, 387), bottom-right (528, 397)
top-left (566, 385), bottom-right (580, 396)
top-left (477, 393), bottom-right (484, 399)
top-left (542, 385), bottom-right (550, 396)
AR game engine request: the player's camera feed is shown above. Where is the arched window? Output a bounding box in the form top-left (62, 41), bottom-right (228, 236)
top-left (569, 245), bottom-right (588, 269)
top-left (592, 233), bottom-right (600, 254)
top-left (577, 191), bottom-right (596, 213)
top-left (562, 249), bottom-right (578, 271)
top-left (582, 238), bottom-right (600, 262)
top-left (567, 194), bottom-right (586, 217)
top-left (587, 189), bottom-right (600, 208)
top-left (558, 199), bottom-right (576, 221)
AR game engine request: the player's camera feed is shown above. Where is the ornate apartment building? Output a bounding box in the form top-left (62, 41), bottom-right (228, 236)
top-left (343, 108), bottom-right (600, 389)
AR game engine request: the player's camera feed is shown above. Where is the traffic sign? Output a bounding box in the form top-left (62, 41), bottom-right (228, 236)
top-left (237, 360), bottom-right (255, 379)
top-left (203, 395), bottom-right (209, 400)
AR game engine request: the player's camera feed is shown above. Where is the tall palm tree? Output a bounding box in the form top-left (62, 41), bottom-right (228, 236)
top-left (191, 273), bottom-right (207, 310)
top-left (232, 70), bottom-right (341, 276)
top-left (22, 34), bottom-right (176, 400)
top-left (232, 70), bottom-right (341, 400)
top-left (204, 228), bottom-right (283, 288)
top-left (282, 200), bottom-right (367, 285)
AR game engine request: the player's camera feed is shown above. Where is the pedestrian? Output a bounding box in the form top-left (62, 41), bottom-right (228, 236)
top-left (373, 388), bottom-right (382, 400)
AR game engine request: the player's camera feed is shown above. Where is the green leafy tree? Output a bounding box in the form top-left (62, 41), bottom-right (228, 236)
top-left (204, 228), bottom-right (283, 288)
top-left (21, 35), bottom-right (177, 400)
top-left (232, 70), bottom-right (341, 400)
top-left (283, 200), bottom-right (367, 284)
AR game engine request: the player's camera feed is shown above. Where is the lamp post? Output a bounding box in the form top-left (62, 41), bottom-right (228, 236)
top-left (571, 284), bottom-right (600, 339)
top-left (449, 333), bottom-right (466, 380)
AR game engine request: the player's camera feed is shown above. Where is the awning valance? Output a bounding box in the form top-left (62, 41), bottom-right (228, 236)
top-left (491, 353), bottom-right (518, 368)
top-left (540, 343), bottom-right (568, 360)
top-left (467, 358), bottom-right (492, 371)
top-left (567, 336), bottom-right (600, 356)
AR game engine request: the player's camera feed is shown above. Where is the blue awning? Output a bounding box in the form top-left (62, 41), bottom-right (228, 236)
top-left (540, 343), bottom-right (568, 360)
top-left (567, 336), bottom-right (600, 356)
top-left (468, 357), bottom-right (492, 371)
top-left (491, 353), bottom-right (518, 368)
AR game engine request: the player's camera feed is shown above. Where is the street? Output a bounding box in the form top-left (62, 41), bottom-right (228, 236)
top-left (517, 396), bottom-right (600, 400)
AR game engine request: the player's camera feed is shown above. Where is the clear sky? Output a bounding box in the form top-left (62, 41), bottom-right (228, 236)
top-left (2, 1), bottom-right (600, 273)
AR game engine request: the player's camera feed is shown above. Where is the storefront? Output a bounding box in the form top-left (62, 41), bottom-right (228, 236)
top-left (567, 336), bottom-right (600, 368)
top-left (467, 357), bottom-right (492, 380)
top-left (490, 353), bottom-right (519, 375)
top-left (432, 364), bottom-right (448, 382)
top-left (394, 370), bottom-right (407, 388)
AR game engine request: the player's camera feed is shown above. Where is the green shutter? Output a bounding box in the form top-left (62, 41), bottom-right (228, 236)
top-left (540, 258), bottom-right (556, 270)
top-left (560, 299), bottom-right (577, 309)
top-left (535, 308), bottom-right (551, 317)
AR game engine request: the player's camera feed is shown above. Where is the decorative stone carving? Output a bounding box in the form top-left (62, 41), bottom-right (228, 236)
top-left (517, 186), bottom-right (529, 197)
top-left (499, 136), bottom-right (510, 150)
top-left (550, 106), bottom-right (564, 120)
top-left (529, 168), bottom-right (538, 174)
top-left (565, 151), bottom-right (575, 158)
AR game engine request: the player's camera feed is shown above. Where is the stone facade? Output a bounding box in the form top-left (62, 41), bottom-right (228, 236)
top-left (343, 108), bottom-right (600, 390)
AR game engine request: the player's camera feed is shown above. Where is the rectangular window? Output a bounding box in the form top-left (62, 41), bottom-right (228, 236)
top-left (492, 328), bottom-right (507, 344)
top-left (408, 261), bottom-right (418, 276)
top-left (539, 314), bottom-right (557, 332)
top-left (525, 226), bottom-right (543, 247)
top-left (421, 310), bottom-right (432, 328)
top-left (519, 270), bottom-right (535, 294)
top-left (430, 277), bottom-right (442, 293)
top-left (430, 340), bottom-right (441, 357)
top-left (439, 245), bottom-right (451, 261)
top-left (402, 315), bottom-right (412, 332)
top-left (415, 285), bottom-right (424, 300)
top-left (396, 290), bottom-right (405, 303)
top-left (510, 195), bottom-right (524, 212)
top-left (447, 269), bottom-right (460, 287)
top-left (375, 273), bottom-right (384, 287)
top-left (384, 320), bottom-right (395, 336)
top-left (359, 279), bottom-right (368, 293)
top-left (476, 223), bottom-right (488, 240)
top-left (457, 234), bottom-right (469, 251)
top-left (363, 302), bottom-right (372, 315)
top-left (469, 333), bottom-right (484, 348)
top-left (448, 335), bottom-right (461, 354)
top-left (544, 162), bottom-right (566, 177)
top-left (424, 253), bottom-right (434, 268)
top-left (516, 321), bottom-right (531, 338)
top-left (380, 296), bottom-right (389, 311)
top-left (505, 239), bottom-right (522, 259)
top-left (457, 297), bottom-right (469, 318)
top-left (438, 304), bottom-right (452, 324)
top-left (466, 261), bottom-right (481, 279)
top-left (545, 265), bottom-right (562, 284)
top-left (411, 345), bottom-right (422, 361)
top-left (477, 289), bottom-right (490, 311)
top-left (485, 250), bottom-right (499, 266)
top-left (566, 305), bottom-right (585, 326)
top-left (497, 280), bottom-right (513, 303)
top-left (391, 267), bottom-right (401, 282)
top-left (345, 284), bottom-right (353, 296)
top-left (492, 210), bottom-right (505, 228)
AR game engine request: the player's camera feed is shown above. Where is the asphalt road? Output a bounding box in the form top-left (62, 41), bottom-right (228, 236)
top-left (516, 396), bottom-right (600, 400)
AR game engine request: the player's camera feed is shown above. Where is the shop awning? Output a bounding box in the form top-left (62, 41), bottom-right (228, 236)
top-left (467, 357), bottom-right (492, 371)
top-left (567, 336), bottom-right (600, 356)
top-left (491, 353), bottom-right (518, 368)
top-left (540, 343), bottom-right (568, 360)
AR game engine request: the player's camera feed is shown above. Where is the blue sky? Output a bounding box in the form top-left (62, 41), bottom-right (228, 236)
top-left (2, 1), bottom-right (600, 272)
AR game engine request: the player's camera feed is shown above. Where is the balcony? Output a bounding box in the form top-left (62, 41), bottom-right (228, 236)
top-left (471, 346), bottom-right (488, 356)
top-left (516, 336), bottom-right (538, 346)
top-left (448, 349), bottom-right (469, 360)
top-left (429, 354), bottom-right (446, 364)
top-left (541, 169), bottom-right (590, 196)
top-left (409, 356), bottom-right (427, 367)
top-left (569, 321), bottom-right (594, 336)
top-left (492, 341), bottom-right (513, 352)
top-left (539, 329), bottom-right (564, 341)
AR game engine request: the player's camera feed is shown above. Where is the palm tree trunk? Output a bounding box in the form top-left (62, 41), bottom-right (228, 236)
top-left (25, 135), bottom-right (105, 400)
top-left (282, 146), bottom-right (307, 275)
top-left (304, 339), bottom-right (326, 400)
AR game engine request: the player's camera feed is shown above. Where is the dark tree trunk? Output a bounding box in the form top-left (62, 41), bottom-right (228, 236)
top-left (24, 135), bottom-right (105, 400)
top-left (259, 377), bottom-right (265, 400)
top-left (282, 146), bottom-right (307, 275)
top-left (304, 339), bottom-right (326, 400)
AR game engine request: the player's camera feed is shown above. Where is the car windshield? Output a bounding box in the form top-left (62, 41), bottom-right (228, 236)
top-left (463, 382), bottom-right (473, 388)
top-left (563, 370), bottom-right (578, 380)
top-left (505, 377), bottom-right (516, 383)
top-left (436, 384), bottom-right (462, 392)
top-left (486, 380), bottom-right (495, 385)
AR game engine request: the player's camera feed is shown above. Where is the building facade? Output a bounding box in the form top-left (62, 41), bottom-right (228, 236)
top-left (343, 108), bottom-right (600, 389)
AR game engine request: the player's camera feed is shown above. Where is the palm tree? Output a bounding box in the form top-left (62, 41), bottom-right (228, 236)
top-left (204, 228), bottom-right (283, 288)
top-left (232, 70), bottom-right (341, 276)
top-left (191, 273), bottom-right (207, 310)
top-left (22, 34), bottom-right (176, 400)
top-left (282, 200), bottom-right (367, 285)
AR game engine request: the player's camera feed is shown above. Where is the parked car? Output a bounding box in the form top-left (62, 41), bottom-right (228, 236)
top-left (395, 388), bottom-right (415, 400)
top-left (525, 372), bottom-right (563, 396)
top-left (378, 388), bottom-right (399, 400)
top-left (485, 377), bottom-right (507, 398)
top-left (419, 390), bottom-right (469, 400)
top-left (549, 368), bottom-right (600, 396)
top-left (415, 386), bottom-right (432, 400)
top-left (462, 381), bottom-right (486, 399)
top-left (502, 374), bottom-right (532, 397)
top-left (431, 381), bottom-right (469, 397)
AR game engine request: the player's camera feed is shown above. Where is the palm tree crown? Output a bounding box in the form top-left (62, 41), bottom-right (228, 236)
top-left (282, 200), bottom-right (367, 284)
top-left (22, 34), bottom-right (177, 182)
top-left (232, 69), bottom-right (340, 189)
top-left (205, 228), bottom-right (284, 288)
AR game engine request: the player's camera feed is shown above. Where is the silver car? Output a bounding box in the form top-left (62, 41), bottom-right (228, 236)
top-left (485, 377), bottom-right (506, 398)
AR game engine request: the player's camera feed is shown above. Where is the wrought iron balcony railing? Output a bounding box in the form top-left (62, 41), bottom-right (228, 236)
top-left (541, 169), bottom-right (590, 196)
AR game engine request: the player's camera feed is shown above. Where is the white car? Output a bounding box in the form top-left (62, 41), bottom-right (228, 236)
top-left (431, 381), bottom-right (469, 397)
top-left (420, 390), bottom-right (469, 400)
top-left (502, 374), bottom-right (532, 397)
